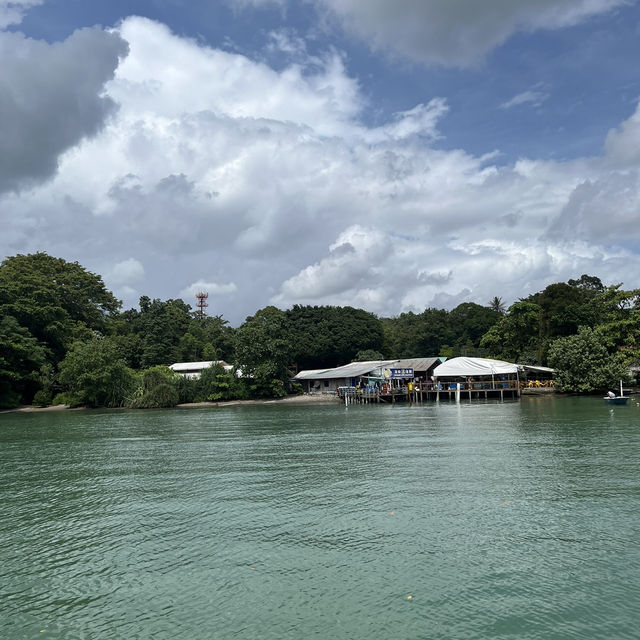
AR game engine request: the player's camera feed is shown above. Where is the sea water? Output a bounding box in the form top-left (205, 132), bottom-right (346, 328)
top-left (1, 397), bottom-right (639, 639)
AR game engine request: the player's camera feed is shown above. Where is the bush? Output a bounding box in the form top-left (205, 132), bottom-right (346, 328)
top-left (52, 392), bottom-right (83, 407)
top-left (32, 390), bottom-right (52, 407)
top-left (139, 382), bottom-right (179, 408)
top-left (174, 375), bottom-right (197, 403)
top-left (196, 363), bottom-right (247, 402)
top-left (127, 366), bottom-right (180, 409)
top-left (548, 326), bottom-right (629, 393)
top-left (58, 338), bottom-right (137, 407)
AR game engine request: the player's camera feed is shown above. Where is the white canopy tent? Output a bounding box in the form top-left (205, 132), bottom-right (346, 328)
top-left (433, 357), bottom-right (518, 378)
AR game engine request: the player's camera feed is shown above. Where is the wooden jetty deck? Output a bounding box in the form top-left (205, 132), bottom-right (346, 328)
top-left (337, 381), bottom-right (522, 405)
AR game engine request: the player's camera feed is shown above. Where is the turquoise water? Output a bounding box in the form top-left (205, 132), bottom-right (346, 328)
top-left (1, 397), bottom-right (639, 639)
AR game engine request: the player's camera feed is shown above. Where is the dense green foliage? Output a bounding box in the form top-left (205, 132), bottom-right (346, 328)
top-left (381, 303), bottom-right (500, 359)
top-left (548, 327), bottom-right (629, 393)
top-left (57, 338), bottom-right (136, 408)
top-left (128, 366), bottom-right (180, 408)
top-left (286, 305), bottom-right (384, 369)
top-left (0, 252), bottom-right (119, 362)
top-left (0, 316), bottom-right (46, 408)
top-left (235, 306), bottom-right (292, 398)
top-left (195, 363), bottom-right (247, 402)
top-left (480, 301), bottom-right (542, 363)
top-left (1, 252), bottom-right (639, 407)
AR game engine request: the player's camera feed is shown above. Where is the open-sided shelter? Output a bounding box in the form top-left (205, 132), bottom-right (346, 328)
top-left (433, 357), bottom-right (519, 390)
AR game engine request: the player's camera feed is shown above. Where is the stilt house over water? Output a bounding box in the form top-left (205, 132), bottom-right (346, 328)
top-left (293, 357), bottom-right (444, 394)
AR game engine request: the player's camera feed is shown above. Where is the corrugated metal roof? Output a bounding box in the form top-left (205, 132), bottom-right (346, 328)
top-left (293, 369), bottom-right (333, 380)
top-left (293, 360), bottom-right (396, 380)
top-left (391, 357), bottom-right (441, 371)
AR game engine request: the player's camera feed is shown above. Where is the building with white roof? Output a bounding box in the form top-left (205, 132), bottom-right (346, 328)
top-left (169, 361), bottom-right (232, 379)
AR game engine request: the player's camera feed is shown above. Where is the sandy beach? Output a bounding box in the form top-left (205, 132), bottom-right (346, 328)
top-left (176, 394), bottom-right (337, 408)
top-left (2, 394), bottom-right (337, 414)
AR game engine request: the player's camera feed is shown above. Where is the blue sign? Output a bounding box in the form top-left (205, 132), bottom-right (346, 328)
top-left (390, 368), bottom-right (414, 379)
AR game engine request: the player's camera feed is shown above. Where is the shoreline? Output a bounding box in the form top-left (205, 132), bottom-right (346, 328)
top-left (177, 394), bottom-right (336, 408)
top-left (2, 394), bottom-right (337, 414)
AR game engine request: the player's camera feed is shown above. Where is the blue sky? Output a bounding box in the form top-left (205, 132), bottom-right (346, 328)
top-left (2, 0), bottom-right (640, 323)
top-left (16, 0), bottom-right (640, 161)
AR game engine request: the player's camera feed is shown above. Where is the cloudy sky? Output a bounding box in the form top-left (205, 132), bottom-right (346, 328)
top-left (2, 0), bottom-right (640, 324)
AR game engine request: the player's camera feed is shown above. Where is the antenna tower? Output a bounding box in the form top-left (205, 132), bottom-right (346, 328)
top-left (195, 291), bottom-right (208, 320)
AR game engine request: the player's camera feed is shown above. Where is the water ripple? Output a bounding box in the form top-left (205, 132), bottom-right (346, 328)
top-left (1, 399), bottom-right (640, 639)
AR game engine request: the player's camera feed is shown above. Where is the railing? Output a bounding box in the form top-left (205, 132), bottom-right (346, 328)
top-left (414, 381), bottom-right (520, 392)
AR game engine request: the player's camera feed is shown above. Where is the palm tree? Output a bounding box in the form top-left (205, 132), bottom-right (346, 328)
top-left (488, 296), bottom-right (506, 314)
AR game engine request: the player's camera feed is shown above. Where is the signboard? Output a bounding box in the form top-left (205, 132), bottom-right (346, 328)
top-left (389, 367), bottom-right (414, 379)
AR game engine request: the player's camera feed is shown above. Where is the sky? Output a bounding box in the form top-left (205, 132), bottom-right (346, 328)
top-left (2, 0), bottom-right (640, 325)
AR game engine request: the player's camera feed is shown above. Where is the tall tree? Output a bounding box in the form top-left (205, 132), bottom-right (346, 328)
top-left (286, 305), bottom-right (384, 369)
top-left (488, 296), bottom-right (506, 314)
top-left (119, 297), bottom-right (193, 367)
top-left (567, 274), bottom-right (605, 293)
top-left (57, 337), bottom-right (136, 407)
top-left (382, 308), bottom-right (453, 358)
top-left (531, 282), bottom-right (599, 340)
top-left (449, 302), bottom-right (501, 352)
top-left (548, 326), bottom-right (628, 393)
top-left (591, 285), bottom-right (640, 364)
top-left (0, 316), bottom-right (46, 408)
top-left (0, 252), bottom-right (120, 362)
top-left (480, 301), bottom-right (542, 363)
top-left (177, 315), bottom-right (235, 363)
top-left (234, 306), bottom-right (292, 397)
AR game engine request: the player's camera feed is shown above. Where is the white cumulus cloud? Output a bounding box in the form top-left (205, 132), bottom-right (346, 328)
top-left (180, 280), bottom-right (238, 300)
top-left (107, 258), bottom-right (145, 285)
top-left (2, 14), bottom-right (640, 323)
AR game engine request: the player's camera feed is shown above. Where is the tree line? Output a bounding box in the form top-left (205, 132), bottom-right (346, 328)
top-left (1, 253), bottom-right (638, 409)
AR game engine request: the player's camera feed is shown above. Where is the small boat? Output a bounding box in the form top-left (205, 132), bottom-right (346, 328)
top-left (604, 380), bottom-right (630, 405)
top-left (604, 395), bottom-right (629, 405)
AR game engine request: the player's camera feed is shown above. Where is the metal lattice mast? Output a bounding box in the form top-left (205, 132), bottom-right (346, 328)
top-left (195, 291), bottom-right (208, 320)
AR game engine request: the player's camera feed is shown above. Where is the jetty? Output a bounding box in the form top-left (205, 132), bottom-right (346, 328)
top-left (294, 356), bottom-right (553, 405)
